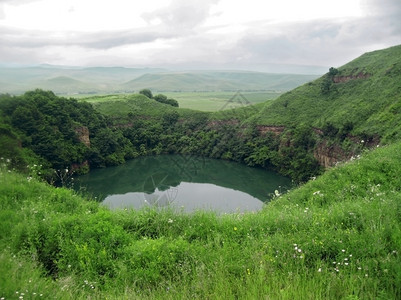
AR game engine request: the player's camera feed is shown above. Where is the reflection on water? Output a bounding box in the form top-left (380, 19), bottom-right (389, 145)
top-left (74, 155), bottom-right (291, 213)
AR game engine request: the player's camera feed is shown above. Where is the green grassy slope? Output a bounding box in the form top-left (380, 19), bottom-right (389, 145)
top-left (84, 94), bottom-right (198, 121)
top-left (252, 45), bottom-right (401, 142)
top-left (86, 94), bottom-right (178, 117)
top-left (1, 140), bottom-right (400, 299)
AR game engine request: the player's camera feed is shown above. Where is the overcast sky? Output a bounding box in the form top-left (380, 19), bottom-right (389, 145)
top-left (0, 0), bottom-right (400, 72)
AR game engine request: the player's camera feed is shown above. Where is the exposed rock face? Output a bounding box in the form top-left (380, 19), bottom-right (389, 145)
top-left (257, 125), bottom-right (285, 135)
top-left (333, 72), bottom-right (371, 83)
top-left (75, 126), bottom-right (90, 147)
top-left (313, 141), bottom-right (351, 168)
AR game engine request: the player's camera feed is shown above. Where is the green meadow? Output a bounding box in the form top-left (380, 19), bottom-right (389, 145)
top-left (163, 91), bottom-right (281, 111)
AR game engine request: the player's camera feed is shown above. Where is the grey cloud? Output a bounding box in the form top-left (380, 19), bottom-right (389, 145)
top-left (80, 30), bottom-right (175, 49)
top-left (0, 5), bottom-right (4, 19)
top-left (235, 13), bottom-right (401, 68)
top-left (0, 26), bottom-right (177, 49)
top-left (362, 0), bottom-right (401, 33)
top-left (363, 0), bottom-right (401, 16)
top-left (143, 0), bottom-right (220, 30)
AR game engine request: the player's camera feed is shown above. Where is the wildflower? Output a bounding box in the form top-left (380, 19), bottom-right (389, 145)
top-left (274, 190), bottom-right (281, 197)
top-left (168, 218), bottom-right (174, 224)
top-left (318, 268), bottom-right (322, 272)
top-left (342, 249), bottom-right (346, 253)
top-left (313, 191), bottom-right (321, 195)
top-left (234, 227), bottom-right (238, 231)
top-left (247, 268), bottom-right (251, 275)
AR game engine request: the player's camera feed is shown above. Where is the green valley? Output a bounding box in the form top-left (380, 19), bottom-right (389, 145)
top-left (1, 44), bottom-right (401, 299)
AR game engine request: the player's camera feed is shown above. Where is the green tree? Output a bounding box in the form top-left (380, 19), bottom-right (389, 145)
top-left (139, 89), bottom-right (153, 99)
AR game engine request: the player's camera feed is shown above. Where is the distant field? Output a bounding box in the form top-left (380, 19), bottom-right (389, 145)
top-left (81, 91), bottom-right (282, 112)
top-left (163, 91), bottom-right (282, 111)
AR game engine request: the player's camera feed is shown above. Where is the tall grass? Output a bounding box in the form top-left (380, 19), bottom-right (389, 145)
top-left (1, 143), bottom-right (401, 299)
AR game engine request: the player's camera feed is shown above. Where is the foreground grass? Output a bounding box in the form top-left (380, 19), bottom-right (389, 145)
top-left (1, 143), bottom-right (401, 299)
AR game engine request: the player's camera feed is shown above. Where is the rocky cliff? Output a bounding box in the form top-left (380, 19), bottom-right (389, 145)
top-left (75, 126), bottom-right (90, 147)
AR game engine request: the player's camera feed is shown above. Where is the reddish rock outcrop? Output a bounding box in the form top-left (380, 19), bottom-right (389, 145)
top-left (207, 119), bottom-right (240, 129)
top-left (313, 142), bottom-right (347, 168)
top-left (75, 126), bottom-right (90, 147)
top-left (257, 125), bottom-right (285, 135)
top-left (333, 72), bottom-right (371, 83)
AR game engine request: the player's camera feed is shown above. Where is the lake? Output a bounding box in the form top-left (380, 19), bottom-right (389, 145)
top-left (74, 155), bottom-right (291, 213)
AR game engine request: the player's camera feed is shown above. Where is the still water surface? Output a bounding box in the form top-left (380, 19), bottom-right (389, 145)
top-left (74, 155), bottom-right (291, 213)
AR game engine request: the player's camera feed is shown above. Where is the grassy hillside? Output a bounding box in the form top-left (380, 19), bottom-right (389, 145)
top-left (122, 71), bottom-right (318, 92)
top-left (1, 140), bottom-right (400, 299)
top-left (252, 45), bottom-right (401, 142)
top-left (85, 94), bottom-right (180, 118)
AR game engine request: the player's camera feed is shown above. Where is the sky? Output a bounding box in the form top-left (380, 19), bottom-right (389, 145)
top-left (0, 0), bottom-right (400, 73)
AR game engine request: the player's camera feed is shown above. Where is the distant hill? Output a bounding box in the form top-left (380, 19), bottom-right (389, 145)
top-left (0, 66), bottom-right (165, 94)
top-left (122, 71), bottom-right (318, 92)
top-left (0, 65), bottom-right (319, 95)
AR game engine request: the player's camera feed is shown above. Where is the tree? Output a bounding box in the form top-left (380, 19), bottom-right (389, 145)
top-left (154, 94), bottom-right (167, 102)
top-left (321, 67), bottom-right (339, 94)
top-left (139, 89), bottom-right (153, 99)
top-left (329, 67), bottom-right (339, 76)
